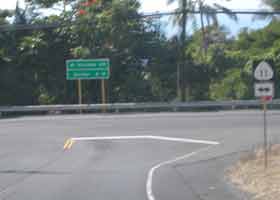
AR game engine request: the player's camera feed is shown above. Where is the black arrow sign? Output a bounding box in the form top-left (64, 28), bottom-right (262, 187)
top-left (258, 88), bottom-right (271, 92)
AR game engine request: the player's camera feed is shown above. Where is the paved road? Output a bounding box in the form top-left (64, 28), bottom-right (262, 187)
top-left (0, 111), bottom-right (279, 200)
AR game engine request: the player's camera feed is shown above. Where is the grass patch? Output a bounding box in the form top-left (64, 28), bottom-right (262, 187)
top-left (228, 144), bottom-right (280, 200)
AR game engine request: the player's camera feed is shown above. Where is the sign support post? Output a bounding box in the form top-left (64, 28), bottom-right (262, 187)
top-left (101, 79), bottom-right (106, 113)
top-left (78, 79), bottom-right (82, 113)
top-left (262, 99), bottom-right (268, 169)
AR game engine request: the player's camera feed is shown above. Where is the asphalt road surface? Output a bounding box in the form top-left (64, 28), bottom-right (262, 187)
top-left (0, 111), bottom-right (280, 200)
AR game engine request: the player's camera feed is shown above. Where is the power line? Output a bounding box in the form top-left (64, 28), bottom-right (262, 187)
top-left (143, 9), bottom-right (280, 17)
top-left (1, 9), bottom-right (280, 32)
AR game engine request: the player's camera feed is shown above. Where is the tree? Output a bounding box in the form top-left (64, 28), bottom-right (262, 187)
top-left (209, 19), bottom-right (280, 100)
top-left (262, 0), bottom-right (280, 10)
top-left (197, 0), bottom-right (238, 55)
top-left (167, 0), bottom-right (196, 101)
top-left (66, 0), bottom-right (159, 102)
top-left (7, 0), bottom-right (167, 104)
top-left (166, 0), bottom-right (237, 101)
top-left (1, 0), bottom-right (280, 105)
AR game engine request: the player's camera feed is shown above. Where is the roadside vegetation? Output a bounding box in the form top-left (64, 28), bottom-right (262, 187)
top-left (0, 0), bottom-right (279, 105)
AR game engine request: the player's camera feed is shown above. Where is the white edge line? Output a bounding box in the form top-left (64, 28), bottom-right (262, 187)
top-left (146, 145), bottom-right (215, 200)
top-left (71, 135), bottom-right (219, 145)
top-left (69, 135), bottom-right (219, 200)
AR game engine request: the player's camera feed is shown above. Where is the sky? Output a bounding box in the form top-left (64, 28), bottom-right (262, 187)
top-left (1, 0), bottom-right (266, 10)
top-left (138, 0), bottom-right (270, 37)
top-left (1, 0), bottom-right (271, 36)
top-left (139, 0), bottom-right (266, 12)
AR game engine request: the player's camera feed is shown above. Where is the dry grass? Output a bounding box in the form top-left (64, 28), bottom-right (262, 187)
top-left (228, 144), bottom-right (280, 200)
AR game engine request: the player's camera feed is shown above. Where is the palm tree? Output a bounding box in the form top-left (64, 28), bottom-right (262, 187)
top-left (168, 0), bottom-right (237, 54)
top-left (197, 0), bottom-right (238, 55)
top-left (167, 0), bottom-right (237, 101)
top-left (167, 0), bottom-right (196, 101)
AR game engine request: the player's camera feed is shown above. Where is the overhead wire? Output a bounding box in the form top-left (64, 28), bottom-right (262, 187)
top-left (0, 9), bottom-right (280, 32)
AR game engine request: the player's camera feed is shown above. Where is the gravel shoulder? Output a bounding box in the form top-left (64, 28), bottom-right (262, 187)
top-left (229, 144), bottom-right (280, 200)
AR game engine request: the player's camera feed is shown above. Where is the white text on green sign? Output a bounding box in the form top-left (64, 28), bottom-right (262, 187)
top-left (66, 59), bottom-right (110, 80)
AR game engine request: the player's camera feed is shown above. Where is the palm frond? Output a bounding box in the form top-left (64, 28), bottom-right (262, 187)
top-left (201, 5), bottom-right (218, 27)
top-left (169, 8), bottom-right (182, 27)
top-left (252, 8), bottom-right (274, 21)
top-left (167, 0), bottom-right (176, 5)
top-left (168, 1), bottom-right (196, 28)
top-left (192, 19), bottom-right (198, 32)
top-left (213, 3), bottom-right (238, 22)
top-left (206, 14), bottom-right (211, 26)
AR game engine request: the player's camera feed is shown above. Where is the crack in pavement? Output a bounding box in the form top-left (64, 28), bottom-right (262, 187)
top-left (0, 151), bottom-right (65, 200)
top-left (173, 166), bottom-right (206, 200)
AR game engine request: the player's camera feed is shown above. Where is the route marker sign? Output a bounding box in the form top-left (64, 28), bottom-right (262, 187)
top-left (66, 59), bottom-right (110, 80)
top-left (254, 61), bottom-right (274, 81)
top-left (253, 61), bottom-right (275, 99)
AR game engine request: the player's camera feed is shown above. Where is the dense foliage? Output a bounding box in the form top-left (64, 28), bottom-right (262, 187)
top-left (0, 0), bottom-right (279, 105)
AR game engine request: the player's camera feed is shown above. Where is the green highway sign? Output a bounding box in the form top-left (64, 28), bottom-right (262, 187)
top-left (66, 59), bottom-right (110, 80)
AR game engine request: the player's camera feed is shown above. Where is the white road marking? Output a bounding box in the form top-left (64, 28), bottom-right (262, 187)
top-left (71, 135), bottom-right (219, 145)
top-left (67, 135), bottom-right (219, 200)
top-left (146, 145), bottom-right (214, 200)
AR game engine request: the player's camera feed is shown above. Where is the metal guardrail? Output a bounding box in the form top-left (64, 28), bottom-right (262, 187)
top-left (0, 99), bottom-right (280, 113)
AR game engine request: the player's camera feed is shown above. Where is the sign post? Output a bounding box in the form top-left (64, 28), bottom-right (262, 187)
top-left (101, 80), bottom-right (106, 112)
top-left (66, 59), bottom-right (110, 112)
top-left (78, 79), bottom-right (82, 113)
top-left (263, 98), bottom-right (268, 169)
top-left (254, 61), bottom-right (275, 169)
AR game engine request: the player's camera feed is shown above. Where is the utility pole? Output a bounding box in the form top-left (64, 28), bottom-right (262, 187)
top-left (180, 0), bottom-right (187, 102)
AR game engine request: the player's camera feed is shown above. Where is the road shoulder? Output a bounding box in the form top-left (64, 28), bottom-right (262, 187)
top-left (153, 151), bottom-right (251, 200)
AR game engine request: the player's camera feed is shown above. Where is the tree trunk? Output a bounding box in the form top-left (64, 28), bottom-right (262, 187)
top-left (199, 0), bottom-right (207, 56)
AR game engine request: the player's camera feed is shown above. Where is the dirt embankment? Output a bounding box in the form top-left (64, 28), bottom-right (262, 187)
top-left (229, 144), bottom-right (280, 200)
